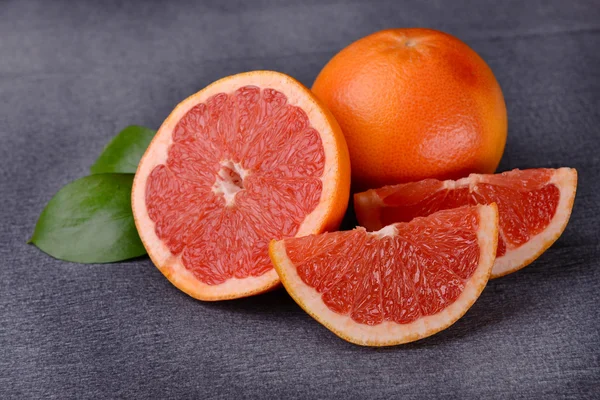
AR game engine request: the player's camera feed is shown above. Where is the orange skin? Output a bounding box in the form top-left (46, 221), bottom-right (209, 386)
top-left (312, 28), bottom-right (507, 191)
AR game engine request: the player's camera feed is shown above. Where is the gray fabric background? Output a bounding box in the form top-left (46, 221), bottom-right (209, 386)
top-left (1, 0), bottom-right (599, 398)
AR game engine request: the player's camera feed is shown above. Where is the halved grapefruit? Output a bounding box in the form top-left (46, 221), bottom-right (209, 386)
top-left (270, 204), bottom-right (498, 346)
top-left (132, 71), bottom-right (350, 301)
top-left (354, 168), bottom-right (577, 278)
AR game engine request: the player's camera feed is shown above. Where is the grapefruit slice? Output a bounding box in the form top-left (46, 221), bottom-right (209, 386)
top-left (132, 71), bottom-right (350, 300)
top-left (270, 204), bottom-right (499, 346)
top-left (354, 168), bottom-right (577, 278)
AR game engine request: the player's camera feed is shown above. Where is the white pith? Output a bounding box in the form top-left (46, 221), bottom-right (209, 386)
top-left (369, 224), bottom-right (398, 238)
top-left (272, 204), bottom-right (499, 346)
top-left (212, 160), bottom-right (247, 206)
top-left (132, 71), bottom-right (346, 300)
top-left (356, 168), bottom-right (577, 279)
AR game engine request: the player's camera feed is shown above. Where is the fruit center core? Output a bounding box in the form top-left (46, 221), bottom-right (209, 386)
top-left (213, 160), bottom-right (247, 206)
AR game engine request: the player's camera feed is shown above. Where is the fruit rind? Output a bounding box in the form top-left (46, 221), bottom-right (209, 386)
top-left (132, 71), bottom-right (351, 300)
top-left (270, 204), bottom-right (499, 346)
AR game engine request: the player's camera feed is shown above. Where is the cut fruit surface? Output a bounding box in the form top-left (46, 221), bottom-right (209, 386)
top-left (355, 168), bottom-right (577, 278)
top-left (132, 71), bottom-right (350, 300)
top-left (270, 204), bottom-right (498, 346)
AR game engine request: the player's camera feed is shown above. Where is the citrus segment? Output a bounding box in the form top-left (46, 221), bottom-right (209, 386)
top-left (132, 71), bottom-right (351, 300)
top-left (355, 168), bottom-right (577, 278)
top-left (270, 204), bottom-right (499, 346)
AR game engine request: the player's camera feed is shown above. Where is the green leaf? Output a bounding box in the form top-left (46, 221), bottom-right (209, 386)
top-left (90, 125), bottom-right (155, 174)
top-left (30, 174), bottom-right (147, 263)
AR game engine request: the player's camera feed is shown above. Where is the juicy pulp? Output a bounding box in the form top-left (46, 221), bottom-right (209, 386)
top-left (145, 86), bottom-right (326, 285)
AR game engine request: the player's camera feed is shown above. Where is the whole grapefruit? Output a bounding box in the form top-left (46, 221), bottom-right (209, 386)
top-left (312, 28), bottom-right (507, 190)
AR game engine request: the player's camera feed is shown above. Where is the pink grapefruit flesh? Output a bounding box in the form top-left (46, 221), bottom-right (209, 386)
top-left (354, 168), bottom-right (577, 278)
top-left (132, 71), bottom-right (350, 300)
top-left (270, 204), bottom-right (499, 346)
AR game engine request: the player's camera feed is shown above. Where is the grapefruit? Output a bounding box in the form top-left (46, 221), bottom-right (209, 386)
top-left (132, 71), bottom-right (351, 301)
top-left (312, 28), bottom-right (507, 190)
top-left (270, 204), bottom-right (499, 346)
top-left (354, 168), bottom-right (577, 278)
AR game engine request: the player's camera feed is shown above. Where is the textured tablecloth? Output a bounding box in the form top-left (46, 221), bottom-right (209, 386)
top-left (1, 1), bottom-right (598, 398)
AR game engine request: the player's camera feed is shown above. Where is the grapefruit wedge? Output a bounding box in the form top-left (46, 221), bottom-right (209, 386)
top-left (132, 71), bottom-right (350, 300)
top-left (270, 204), bottom-right (498, 346)
top-left (355, 168), bottom-right (577, 278)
